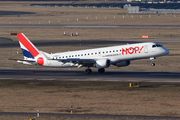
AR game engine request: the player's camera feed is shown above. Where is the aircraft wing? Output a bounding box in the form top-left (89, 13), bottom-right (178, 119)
top-left (53, 58), bottom-right (96, 67)
top-left (55, 58), bottom-right (95, 63)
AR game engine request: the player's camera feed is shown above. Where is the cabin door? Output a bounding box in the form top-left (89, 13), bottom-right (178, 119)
top-left (144, 45), bottom-right (148, 53)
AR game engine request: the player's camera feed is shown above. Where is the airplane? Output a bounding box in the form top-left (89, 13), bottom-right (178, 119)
top-left (10, 33), bottom-right (169, 74)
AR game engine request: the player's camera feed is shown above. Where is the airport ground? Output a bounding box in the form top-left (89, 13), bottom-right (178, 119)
top-left (1, 80), bottom-right (180, 120)
top-left (0, 1), bottom-right (180, 120)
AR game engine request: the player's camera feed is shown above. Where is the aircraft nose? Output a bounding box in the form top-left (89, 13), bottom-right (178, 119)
top-left (163, 48), bottom-right (169, 55)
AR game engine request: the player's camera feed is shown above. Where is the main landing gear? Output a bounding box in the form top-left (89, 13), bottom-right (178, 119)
top-left (150, 57), bottom-right (156, 66)
top-left (85, 68), bottom-right (105, 74)
top-left (85, 68), bottom-right (92, 74)
top-left (98, 68), bottom-right (105, 73)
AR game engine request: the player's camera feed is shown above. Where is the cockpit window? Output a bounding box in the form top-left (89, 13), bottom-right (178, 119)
top-left (152, 44), bottom-right (162, 48)
top-left (152, 45), bottom-right (156, 48)
top-left (157, 44), bottom-right (162, 47)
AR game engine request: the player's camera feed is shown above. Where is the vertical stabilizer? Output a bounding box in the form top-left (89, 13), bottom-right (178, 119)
top-left (11, 33), bottom-right (40, 59)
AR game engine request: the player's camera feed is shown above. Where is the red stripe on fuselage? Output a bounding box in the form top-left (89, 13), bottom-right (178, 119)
top-left (17, 33), bottom-right (39, 57)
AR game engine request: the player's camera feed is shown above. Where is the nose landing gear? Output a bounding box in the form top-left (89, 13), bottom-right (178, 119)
top-left (151, 62), bottom-right (155, 66)
top-left (150, 57), bottom-right (156, 66)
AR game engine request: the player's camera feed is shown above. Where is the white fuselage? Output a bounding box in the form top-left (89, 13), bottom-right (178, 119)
top-left (12, 33), bottom-right (169, 73)
top-left (41, 42), bottom-right (169, 68)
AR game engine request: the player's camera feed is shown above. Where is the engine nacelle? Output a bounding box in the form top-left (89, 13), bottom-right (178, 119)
top-left (114, 60), bottom-right (130, 67)
top-left (95, 59), bottom-right (111, 69)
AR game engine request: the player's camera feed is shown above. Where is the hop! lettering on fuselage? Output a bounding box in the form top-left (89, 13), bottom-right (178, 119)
top-left (120, 46), bottom-right (144, 55)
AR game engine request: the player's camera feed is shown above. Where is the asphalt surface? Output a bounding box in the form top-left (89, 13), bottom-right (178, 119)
top-left (0, 112), bottom-right (180, 120)
top-left (2, 24), bottom-right (180, 28)
top-left (0, 69), bottom-right (179, 82)
top-left (0, 11), bottom-right (35, 15)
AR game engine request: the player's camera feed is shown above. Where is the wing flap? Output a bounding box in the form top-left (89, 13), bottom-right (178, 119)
top-left (53, 58), bottom-right (95, 64)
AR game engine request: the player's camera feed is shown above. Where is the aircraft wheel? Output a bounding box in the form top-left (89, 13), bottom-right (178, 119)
top-left (98, 68), bottom-right (105, 73)
top-left (151, 63), bottom-right (155, 66)
top-left (85, 69), bottom-right (92, 74)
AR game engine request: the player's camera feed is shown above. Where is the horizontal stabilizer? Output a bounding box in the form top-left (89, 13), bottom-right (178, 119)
top-left (10, 33), bottom-right (17, 35)
top-left (8, 58), bottom-right (35, 62)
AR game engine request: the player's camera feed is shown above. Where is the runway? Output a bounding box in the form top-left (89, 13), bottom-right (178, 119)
top-left (0, 11), bottom-right (35, 15)
top-left (0, 112), bottom-right (180, 120)
top-left (1, 24), bottom-right (180, 28)
top-left (0, 69), bottom-right (179, 82)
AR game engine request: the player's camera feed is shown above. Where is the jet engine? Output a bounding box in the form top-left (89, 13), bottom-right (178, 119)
top-left (95, 59), bottom-right (111, 69)
top-left (114, 60), bottom-right (130, 67)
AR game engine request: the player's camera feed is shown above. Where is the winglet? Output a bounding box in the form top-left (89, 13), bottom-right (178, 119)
top-left (10, 33), bottom-right (18, 35)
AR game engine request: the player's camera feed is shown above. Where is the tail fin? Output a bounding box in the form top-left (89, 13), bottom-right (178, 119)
top-left (11, 33), bottom-right (52, 66)
top-left (11, 33), bottom-right (39, 59)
